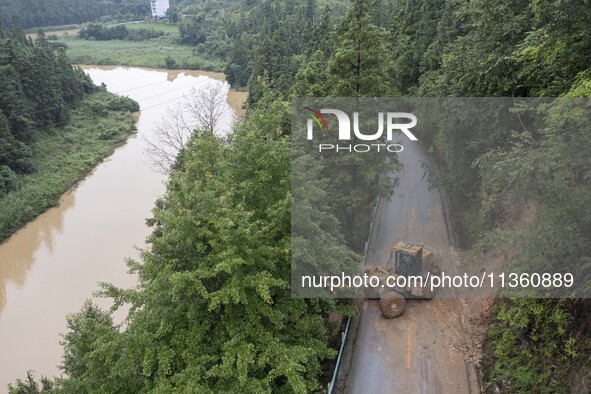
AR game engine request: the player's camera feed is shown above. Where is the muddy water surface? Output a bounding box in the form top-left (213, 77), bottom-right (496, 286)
top-left (0, 66), bottom-right (245, 390)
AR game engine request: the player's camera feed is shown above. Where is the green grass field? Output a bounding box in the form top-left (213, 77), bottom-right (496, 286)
top-left (24, 23), bottom-right (83, 34)
top-left (57, 35), bottom-right (224, 71)
top-left (0, 91), bottom-right (138, 243)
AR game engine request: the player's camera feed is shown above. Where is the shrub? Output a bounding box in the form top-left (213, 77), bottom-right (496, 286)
top-left (0, 165), bottom-right (17, 196)
top-left (164, 55), bottom-right (176, 69)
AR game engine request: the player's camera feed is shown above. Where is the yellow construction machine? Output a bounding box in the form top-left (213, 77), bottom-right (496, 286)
top-left (364, 241), bottom-right (440, 318)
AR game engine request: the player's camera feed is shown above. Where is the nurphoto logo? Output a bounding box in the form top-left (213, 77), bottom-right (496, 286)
top-left (305, 107), bottom-right (418, 153)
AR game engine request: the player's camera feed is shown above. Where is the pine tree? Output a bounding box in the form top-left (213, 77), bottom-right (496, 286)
top-left (328, 0), bottom-right (391, 96)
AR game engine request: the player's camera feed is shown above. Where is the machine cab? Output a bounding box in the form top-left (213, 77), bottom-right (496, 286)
top-left (387, 241), bottom-right (433, 275)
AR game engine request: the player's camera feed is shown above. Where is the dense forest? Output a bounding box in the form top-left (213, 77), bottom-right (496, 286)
top-left (0, 28), bottom-right (95, 194)
top-left (6, 0), bottom-right (591, 393)
top-left (0, 27), bottom-right (139, 242)
top-left (0, 0), bottom-right (150, 30)
top-left (209, 0), bottom-right (591, 390)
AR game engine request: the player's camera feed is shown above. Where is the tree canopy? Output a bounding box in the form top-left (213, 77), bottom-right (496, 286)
top-left (0, 0), bottom-right (149, 30)
top-left (0, 28), bottom-right (95, 194)
top-left (7, 0), bottom-right (591, 392)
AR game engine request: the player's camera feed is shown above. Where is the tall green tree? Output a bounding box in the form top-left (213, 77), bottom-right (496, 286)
top-left (328, 0), bottom-right (391, 96)
top-left (0, 27), bottom-right (93, 174)
top-left (47, 90), bottom-right (343, 394)
top-left (316, 1), bottom-right (400, 250)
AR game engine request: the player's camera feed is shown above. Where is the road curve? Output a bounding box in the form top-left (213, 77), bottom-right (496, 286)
top-left (341, 141), bottom-right (472, 394)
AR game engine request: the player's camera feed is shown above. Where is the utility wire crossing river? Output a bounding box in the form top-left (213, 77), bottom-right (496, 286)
top-left (0, 66), bottom-right (245, 390)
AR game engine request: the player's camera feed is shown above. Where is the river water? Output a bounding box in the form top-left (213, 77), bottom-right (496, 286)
top-left (0, 66), bottom-right (246, 390)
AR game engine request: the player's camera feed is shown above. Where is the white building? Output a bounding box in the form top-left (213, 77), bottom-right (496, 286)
top-left (151, 0), bottom-right (170, 18)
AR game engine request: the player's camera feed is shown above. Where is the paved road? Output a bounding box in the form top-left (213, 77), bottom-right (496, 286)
top-left (341, 141), bottom-right (473, 394)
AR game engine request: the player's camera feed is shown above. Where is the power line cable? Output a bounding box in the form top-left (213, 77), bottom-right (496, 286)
top-left (0, 82), bottom-right (223, 158)
top-left (0, 80), bottom-right (209, 143)
top-left (3, 73), bottom-right (201, 122)
top-left (132, 80), bottom-right (203, 102)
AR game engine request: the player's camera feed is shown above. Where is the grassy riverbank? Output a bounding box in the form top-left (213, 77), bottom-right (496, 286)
top-left (54, 33), bottom-right (224, 71)
top-left (0, 91), bottom-right (138, 243)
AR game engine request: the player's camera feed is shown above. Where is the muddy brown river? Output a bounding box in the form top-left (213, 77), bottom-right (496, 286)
top-left (0, 66), bottom-right (246, 390)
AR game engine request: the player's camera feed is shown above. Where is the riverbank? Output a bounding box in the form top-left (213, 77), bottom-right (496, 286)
top-left (0, 90), bottom-right (138, 243)
top-left (0, 66), bottom-right (245, 389)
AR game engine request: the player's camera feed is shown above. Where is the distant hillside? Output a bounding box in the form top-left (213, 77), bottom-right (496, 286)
top-left (0, 0), bottom-right (150, 30)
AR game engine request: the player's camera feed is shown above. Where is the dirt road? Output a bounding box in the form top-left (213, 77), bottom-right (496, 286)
top-left (340, 141), bottom-right (476, 393)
